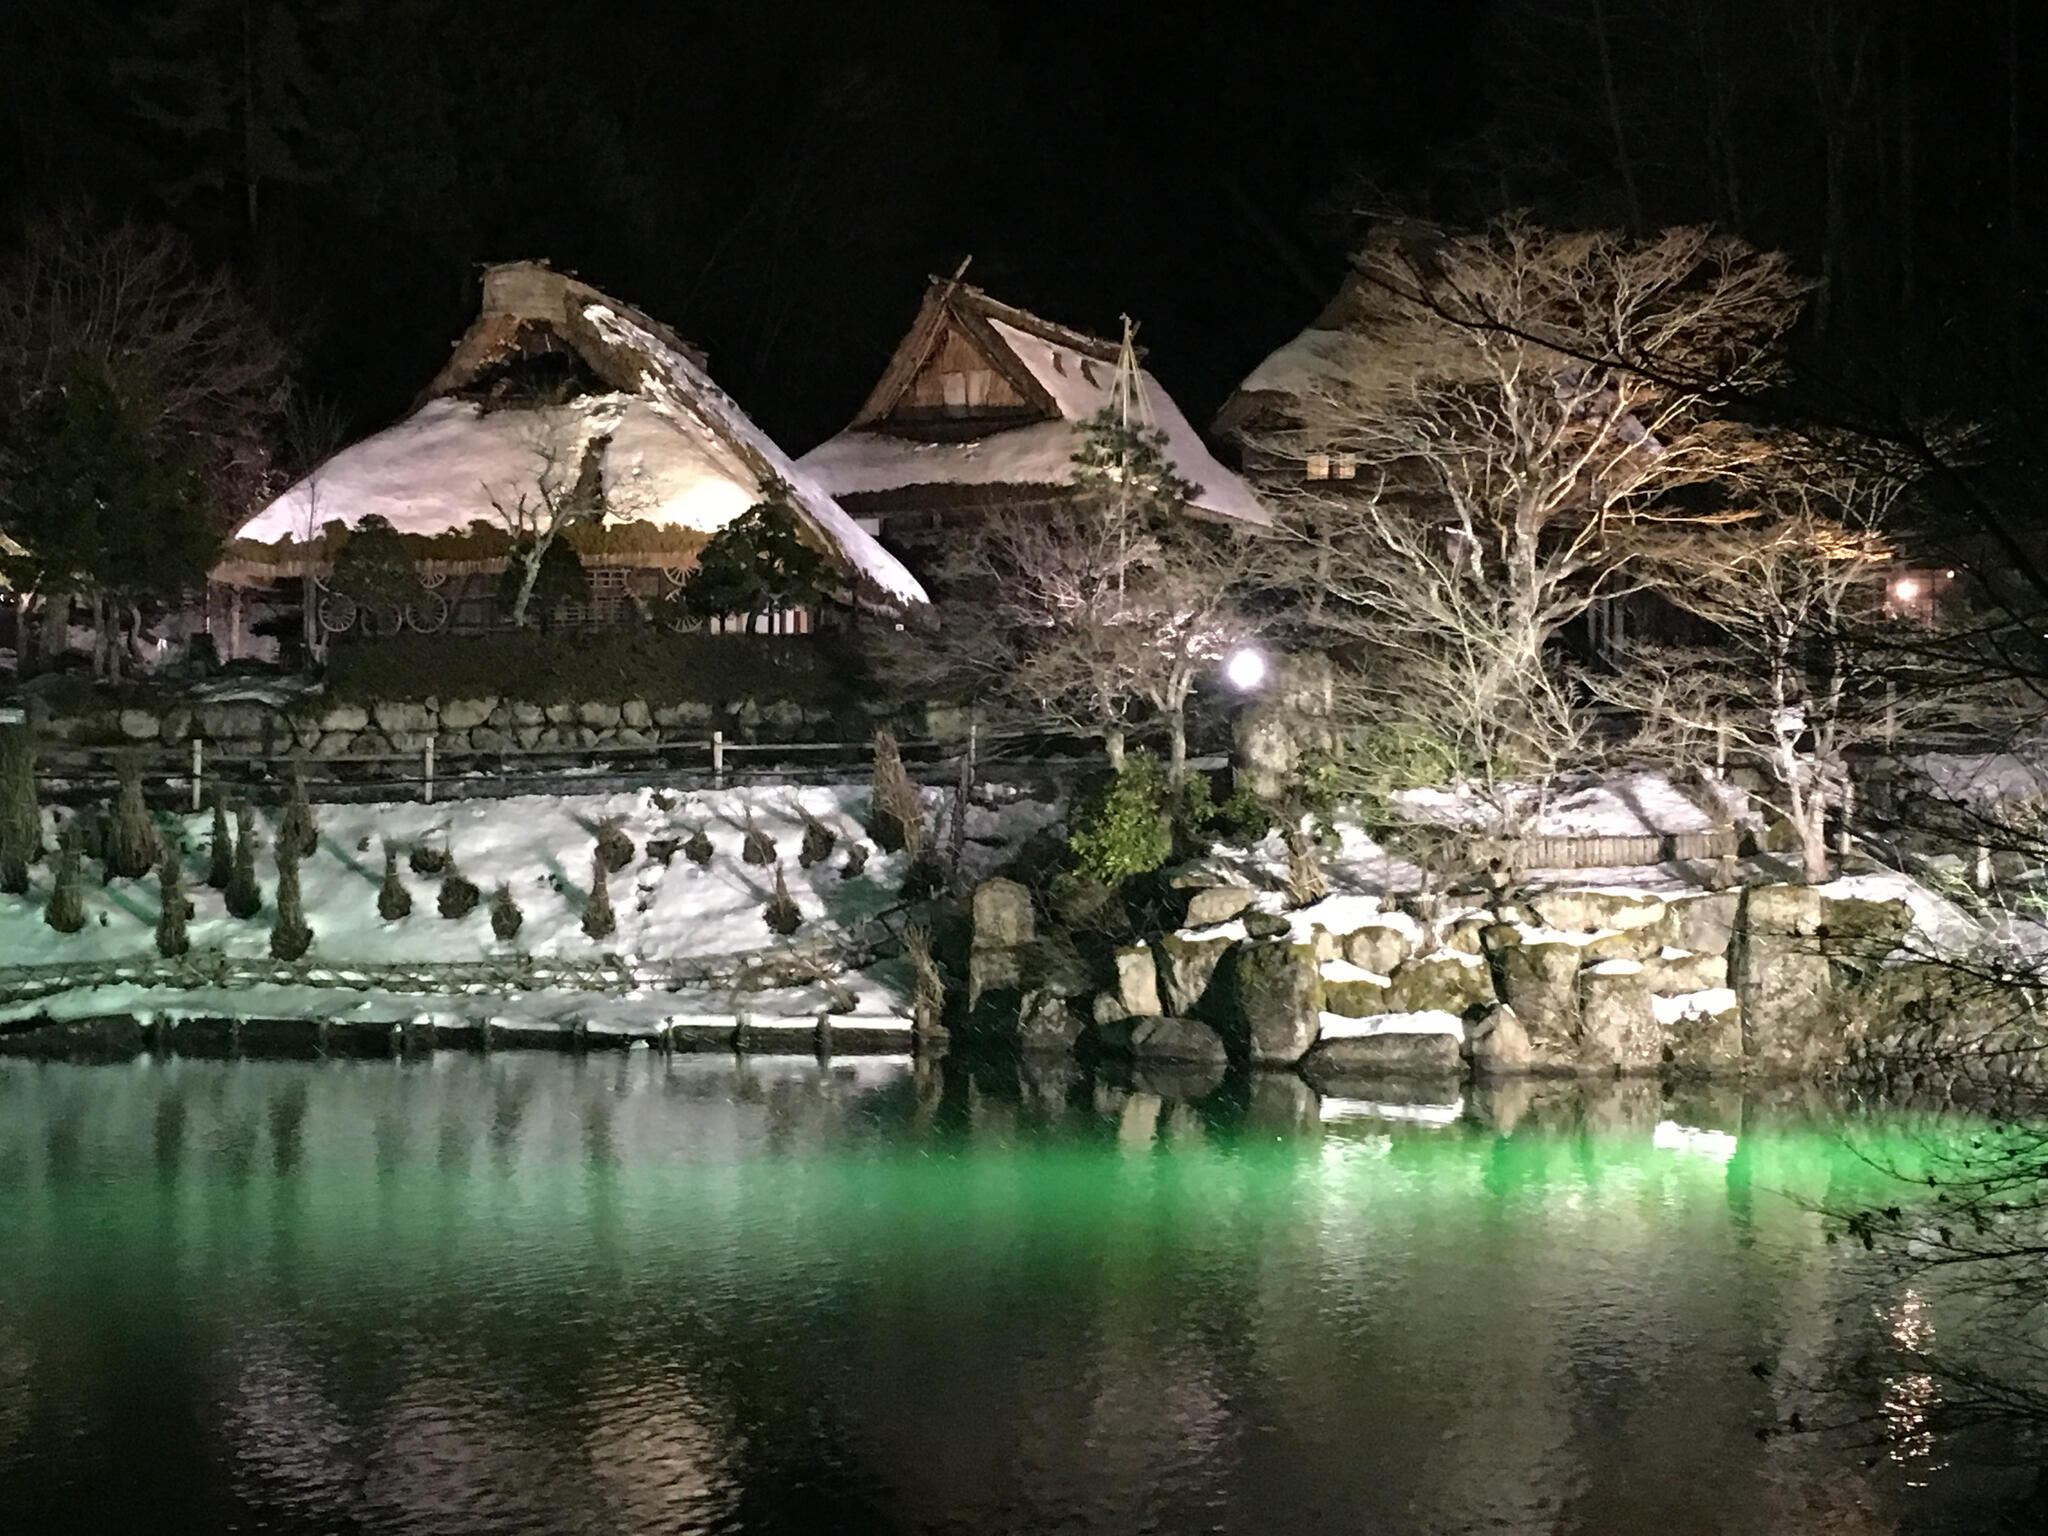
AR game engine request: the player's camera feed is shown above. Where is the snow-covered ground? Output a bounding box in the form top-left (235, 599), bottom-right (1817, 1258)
top-left (0, 782), bottom-right (1060, 1029)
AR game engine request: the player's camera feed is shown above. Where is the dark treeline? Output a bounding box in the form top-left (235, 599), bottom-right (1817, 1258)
top-left (0, 1), bottom-right (2041, 461)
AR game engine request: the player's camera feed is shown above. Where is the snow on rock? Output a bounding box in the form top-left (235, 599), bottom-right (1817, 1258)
top-left (1817, 870), bottom-right (1982, 956)
top-left (1283, 892), bottom-right (1388, 942)
top-left (1650, 988), bottom-right (1739, 1025)
top-left (1317, 1009), bottom-right (1466, 1042)
top-left (1586, 957), bottom-right (1643, 976)
top-left (1318, 958), bottom-right (1391, 986)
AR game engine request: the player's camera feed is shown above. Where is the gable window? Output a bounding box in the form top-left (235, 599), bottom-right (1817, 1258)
top-left (1332, 453), bottom-right (1357, 480)
top-left (1304, 452), bottom-right (1330, 480)
top-left (940, 369), bottom-right (994, 415)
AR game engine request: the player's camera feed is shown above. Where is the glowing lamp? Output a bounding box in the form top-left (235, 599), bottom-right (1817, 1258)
top-left (1224, 647), bottom-right (1268, 691)
top-left (1892, 578), bottom-right (1921, 602)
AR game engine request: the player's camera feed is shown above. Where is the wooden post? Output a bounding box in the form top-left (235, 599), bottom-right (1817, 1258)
top-left (712, 729), bottom-right (725, 787)
top-left (1714, 724), bottom-right (1727, 779)
top-left (1884, 682), bottom-right (1898, 747)
top-left (422, 738), bottom-right (435, 804)
top-left (188, 738), bottom-right (204, 812)
top-left (1975, 843), bottom-right (1993, 890)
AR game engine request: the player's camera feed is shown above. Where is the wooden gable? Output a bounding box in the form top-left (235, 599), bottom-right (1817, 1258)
top-left (851, 281), bottom-right (1067, 441)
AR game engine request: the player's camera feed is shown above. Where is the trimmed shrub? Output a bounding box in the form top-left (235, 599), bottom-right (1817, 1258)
top-left (44, 829), bottom-right (85, 934)
top-left (763, 863), bottom-right (801, 936)
top-left (741, 809), bottom-right (776, 866)
top-left (900, 850), bottom-right (949, 903)
top-left (595, 815), bottom-right (634, 874)
top-left (224, 803), bottom-right (263, 919)
top-left (1068, 751), bottom-right (1173, 886)
top-left (0, 725), bottom-right (40, 895)
top-left (205, 792), bottom-right (233, 889)
top-left (646, 837), bottom-right (681, 868)
top-left (155, 835), bottom-right (189, 958)
top-left (581, 848), bottom-right (616, 940)
top-left (683, 826), bottom-right (714, 866)
top-left (438, 858), bottom-right (481, 919)
top-left (797, 808), bottom-right (836, 868)
top-left (278, 758), bottom-right (318, 860)
top-left (491, 882), bottom-right (524, 941)
top-left (840, 841), bottom-right (868, 880)
top-left (107, 752), bottom-right (158, 880)
top-left (269, 847), bottom-right (313, 960)
top-left (869, 729), bottom-right (922, 855)
top-left (377, 842), bottom-right (412, 921)
top-left (408, 842), bottom-right (448, 876)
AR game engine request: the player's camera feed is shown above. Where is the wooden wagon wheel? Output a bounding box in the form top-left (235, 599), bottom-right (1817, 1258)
top-left (315, 588), bottom-right (358, 635)
top-left (404, 588), bottom-right (451, 633)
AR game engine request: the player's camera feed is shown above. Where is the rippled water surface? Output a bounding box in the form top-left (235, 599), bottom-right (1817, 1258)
top-left (0, 1054), bottom-right (2026, 1534)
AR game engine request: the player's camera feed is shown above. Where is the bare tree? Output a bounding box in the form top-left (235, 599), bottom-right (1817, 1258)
top-left (488, 411), bottom-right (619, 629)
top-left (1248, 219), bottom-right (1809, 789)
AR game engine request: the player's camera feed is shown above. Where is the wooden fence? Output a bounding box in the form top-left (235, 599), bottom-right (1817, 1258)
top-left (1454, 828), bottom-right (1740, 870)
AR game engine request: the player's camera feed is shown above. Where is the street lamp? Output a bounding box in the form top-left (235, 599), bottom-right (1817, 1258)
top-left (1224, 647), bottom-right (1268, 692)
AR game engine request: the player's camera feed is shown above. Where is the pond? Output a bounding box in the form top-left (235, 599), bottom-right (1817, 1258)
top-left (0, 1053), bottom-right (2030, 1534)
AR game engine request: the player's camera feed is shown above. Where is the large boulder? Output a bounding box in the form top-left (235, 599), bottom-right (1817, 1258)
top-left (118, 708), bottom-right (159, 741)
top-left (971, 878), bottom-right (1035, 950)
top-left (1653, 892), bottom-right (1741, 957)
top-left (1493, 938), bottom-right (1582, 1047)
top-left (1643, 947), bottom-right (1729, 994)
top-left (1384, 951), bottom-right (1494, 1014)
top-left (1018, 989), bottom-right (1085, 1053)
top-left (1744, 882), bottom-right (1826, 939)
top-left (1737, 935), bottom-right (1834, 1072)
top-left (1302, 1016), bottom-right (1463, 1077)
top-left (1158, 929), bottom-right (1235, 1017)
top-left (439, 696), bottom-right (497, 730)
top-left (318, 702), bottom-right (370, 734)
top-left (1467, 1002), bottom-right (1533, 1075)
top-left (371, 699), bottom-right (432, 737)
top-left (1114, 944), bottom-right (1163, 1017)
top-left (577, 700), bottom-right (623, 730)
top-left (1184, 885), bottom-right (1257, 927)
top-left (1126, 1015), bottom-right (1230, 1065)
top-left (1817, 893), bottom-right (1914, 964)
top-left (1232, 939), bottom-right (1326, 1065)
top-left (1320, 960), bottom-right (1393, 1018)
top-left (1527, 889), bottom-right (1666, 935)
top-left (1658, 990), bottom-right (1744, 1073)
top-left (1343, 920), bottom-right (1414, 976)
top-left (1577, 961), bottom-right (1659, 1073)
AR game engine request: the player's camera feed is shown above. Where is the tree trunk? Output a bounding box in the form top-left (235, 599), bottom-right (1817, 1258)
top-left (1103, 727), bottom-right (1125, 772)
top-left (508, 539), bottom-right (547, 628)
top-left (1167, 709), bottom-right (1188, 784)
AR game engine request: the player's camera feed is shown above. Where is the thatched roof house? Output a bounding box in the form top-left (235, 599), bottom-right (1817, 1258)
top-left (216, 262), bottom-right (925, 651)
top-left (1210, 277), bottom-right (1369, 484)
top-left (796, 278), bottom-right (1268, 551)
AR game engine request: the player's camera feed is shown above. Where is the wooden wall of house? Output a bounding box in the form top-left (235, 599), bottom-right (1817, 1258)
top-left (886, 327), bottom-right (1040, 438)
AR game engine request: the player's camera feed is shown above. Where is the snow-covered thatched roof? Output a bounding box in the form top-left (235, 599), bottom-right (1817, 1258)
top-left (797, 279), bottom-right (1269, 527)
top-left (229, 262), bottom-right (927, 608)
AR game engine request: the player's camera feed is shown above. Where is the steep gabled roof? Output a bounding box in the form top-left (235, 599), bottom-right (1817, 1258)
top-left (803, 279), bottom-right (1269, 527)
top-left (232, 262), bottom-right (927, 608)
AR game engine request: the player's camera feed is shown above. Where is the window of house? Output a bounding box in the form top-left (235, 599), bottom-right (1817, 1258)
top-left (1304, 452), bottom-right (1331, 480)
top-left (942, 371), bottom-right (968, 414)
top-left (1332, 453), bottom-right (1357, 480)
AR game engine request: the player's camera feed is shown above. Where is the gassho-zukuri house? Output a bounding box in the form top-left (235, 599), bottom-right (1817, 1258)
top-left (209, 262), bottom-right (927, 658)
top-left (796, 277), bottom-right (1269, 552)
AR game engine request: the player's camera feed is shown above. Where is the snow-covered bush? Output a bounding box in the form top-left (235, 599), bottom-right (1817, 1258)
top-left (841, 841), bottom-right (868, 880)
top-left (437, 858), bottom-right (480, 920)
top-left (107, 752), bottom-right (157, 880)
top-left (683, 826), bottom-right (713, 867)
top-left (377, 843), bottom-right (412, 921)
top-left (269, 847), bottom-right (312, 960)
top-left (797, 808), bottom-right (836, 868)
top-left (581, 848), bottom-right (616, 939)
top-left (205, 793), bottom-right (232, 889)
top-left (490, 883), bottom-right (524, 941)
top-left (279, 758), bottom-right (318, 861)
top-left (44, 829), bottom-right (84, 934)
top-left (224, 803), bottom-right (262, 919)
top-left (741, 810), bottom-right (776, 866)
top-left (595, 816), bottom-right (634, 875)
top-left (155, 835), bottom-right (189, 958)
top-left (764, 864), bottom-right (801, 936)
top-left (869, 729), bottom-right (922, 855)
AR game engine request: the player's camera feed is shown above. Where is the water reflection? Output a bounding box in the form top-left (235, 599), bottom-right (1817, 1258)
top-left (0, 1052), bottom-right (2027, 1534)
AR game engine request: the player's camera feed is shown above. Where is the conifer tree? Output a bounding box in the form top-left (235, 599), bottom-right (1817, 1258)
top-left (377, 841), bottom-right (412, 920)
top-left (269, 845), bottom-right (312, 960)
top-left (741, 808), bottom-right (776, 865)
top-left (491, 882), bottom-right (524, 941)
top-left (0, 724), bottom-right (40, 895)
top-left (278, 756), bottom-right (318, 861)
top-left (155, 835), bottom-right (189, 958)
top-left (581, 847), bottom-right (616, 939)
top-left (224, 802), bottom-right (263, 919)
top-left (869, 730), bottom-right (923, 855)
top-left (205, 790), bottom-right (232, 889)
top-left (683, 825), bottom-right (714, 866)
top-left (107, 751), bottom-right (158, 880)
top-left (44, 828), bottom-right (85, 934)
top-left (437, 855), bottom-right (480, 919)
top-left (763, 862), bottom-right (802, 936)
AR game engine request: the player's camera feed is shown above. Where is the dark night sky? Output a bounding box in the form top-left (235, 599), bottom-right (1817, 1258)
top-left (2, 1), bottom-right (2042, 464)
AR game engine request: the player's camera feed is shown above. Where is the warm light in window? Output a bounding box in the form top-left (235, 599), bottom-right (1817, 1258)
top-left (1893, 578), bottom-right (1922, 602)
